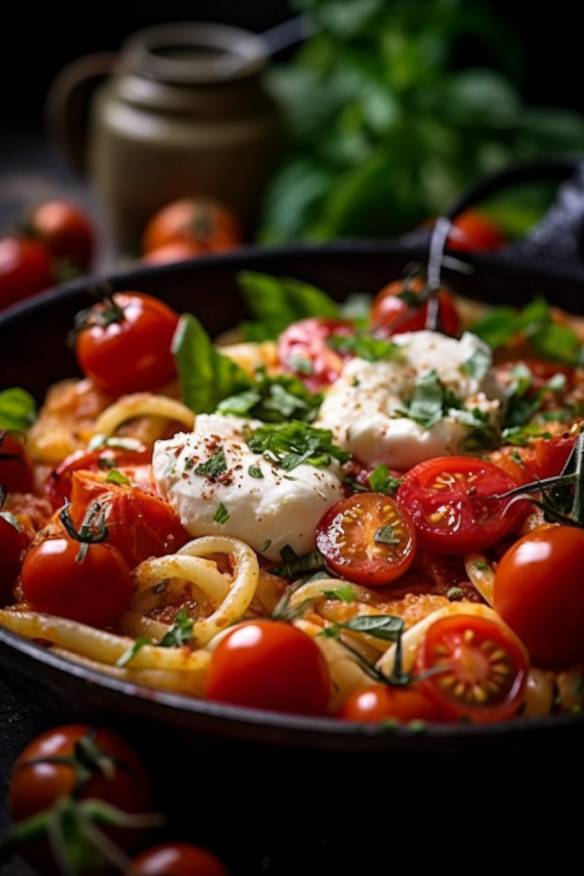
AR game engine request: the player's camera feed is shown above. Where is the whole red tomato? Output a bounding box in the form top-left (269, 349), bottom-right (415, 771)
top-left (0, 236), bottom-right (53, 309)
top-left (143, 198), bottom-right (240, 255)
top-left (448, 211), bottom-right (505, 252)
top-left (31, 200), bottom-right (94, 271)
top-left (371, 277), bottom-right (460, 336)
top-left (143, 241), bottom-right (202, 265)
top-left (130, 843), bottom-right (228, 876)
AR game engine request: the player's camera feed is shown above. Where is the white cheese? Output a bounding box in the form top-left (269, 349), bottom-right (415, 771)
top-left (152, 414), bottom-right (344, 561)
top-left (316, 331), bottom-right (503, 470)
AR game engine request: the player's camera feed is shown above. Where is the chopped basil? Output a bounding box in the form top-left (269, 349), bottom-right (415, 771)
top-left (274, 545), bottom-right (326, 579)
top-left (195, 448), bottom-right (227, 479)
top-left (395, 370), bottom-right (456, 429)
top-left (172, 314), bottom-right (251, 414)
top-left (326, 614), bottom-right (404, 642)
top-left (447, 586), bottom-right (464, 601)
top-left (213, 503), bottom-right (230, 524)
top-left (327, 333), bottom-right (400, 362)
top-left (159, 608), bottom-right (194, 648)
top-left (248, 463), bottom-right (264, 479)
top-left (322, 585), bottom-right (356, 603)
top-left (288, 355), bottom-right (314, 375)
top-left (259, 539), bottom-right (272, 553)
top-left (0, 388), bottom-right (37, 432)
top-left (116, 636), bottom-right (151, 668)
top-left (502, 424), bottom-right (551, 446)
top-left (460, 345), bottom-right (491, 382)
top-left (218, 367), bottom-right (322, 424)
top-left (88, 435), bottom-right (145, 453)
top-left (368, 465), bottom-right (402, 496)
top-left (374, 525), bottom-right (400, 545)
top-left (239, 271), bottom-right (339, 340)
top-left (246, 421), bottom-right (349, 471)
top-left (105, 469), bottom-right (131, 486)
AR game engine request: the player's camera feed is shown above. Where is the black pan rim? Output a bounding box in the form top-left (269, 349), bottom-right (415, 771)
top-left (2, 238), bottom-right (583, 746)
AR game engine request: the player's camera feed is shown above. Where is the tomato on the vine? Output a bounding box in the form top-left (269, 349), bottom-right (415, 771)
top-left (316, 493), bottom-right (416, 587)
top-left (0, 432), bottom-right (34, 493)
top-left (143, 198), bottom-right (240, 255)
top-left (46, 444), bottom-right (151, 510)
top-left (74, 292), bottom-right (179, 396)
top-left (397, 456), bottom-right (528, 554)
top-left (277, 317), bottom-right (354, 391)
top-left (0, 236), bottom-right (53, 309)
top-left (31, 200), bottom-right (94, 272)
top-left (206, 620), bottom-right (330, 715)
top-left (69, 470), bottom-right (189, 568)
top-left (371, 277), bottom-right (460, 336)
top-left (494, 525), bottom-right (584, 669)
top-left (416, 614), bottom-right (528, 723)
top-left (9, 725), bottom-right (150, 822)
top-left (340, 683), bottom-right (445, 724)
top-left (130, 843), bottom-right (228, 876)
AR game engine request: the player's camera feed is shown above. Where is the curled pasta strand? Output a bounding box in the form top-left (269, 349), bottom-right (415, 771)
top-left (295, 618), bottom-right (370, 711)
top-left (134, 536), bottom-right (259, 647)
top-left (0, 610), bottom-right (210, 673)
top-left (92, 393), bottom-right (195, 439)
top-left (464, 553), bottom-right (495, 605)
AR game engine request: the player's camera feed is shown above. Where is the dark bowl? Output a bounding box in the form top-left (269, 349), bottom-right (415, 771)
top-left (1, 240), bottom-right (584, 760)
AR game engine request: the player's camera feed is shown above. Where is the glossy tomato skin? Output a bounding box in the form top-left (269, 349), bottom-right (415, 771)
top-left (9, 724), bottom-right (150, 822)
top-left (397, 457), bottom-right (528, 555)
top-left (31, 200), bottom-right (94, 271)
top-left (0, 236), bottom-right (53, 309)
top-left (0, 514), bottom-right (28, 603)
top-left (130, 843), bottom-right (228, 876)
top-left (340, 683), bottom-right (445, 724)
top-left (143, 198), bottom-right (240, 254)
top-left (70, 471), bottom-right (189, 568)
top-left (316, 493), bottom-right (416, 587)
top-left (46, 446), bottom-right (151, 510)
top-left (143, 241), bottom-right (202, 265)
top-left (371, 277), bottom-right (460, 336)
top-left (494, 526), bottom-right (584, 669)
top-left (0, 433), bottom-right (34, 493)
top-left (21, 536), bottom-right (134, 626)
top-left (416, 614), bottom-right (528, 724)
top-left (277, 317), bottom-right (355, 391)
top-left (207, 621), bottom-right (331, 715)
top-left (448, 211), bottom-right (505, 252)
top-left (75, 292), bottom-right (179, 396)
top-left (490, 434), bottom-right (575, 485)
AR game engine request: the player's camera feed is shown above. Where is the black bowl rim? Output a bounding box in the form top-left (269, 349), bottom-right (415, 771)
top-left (2, 239), bottom-right (583, 746)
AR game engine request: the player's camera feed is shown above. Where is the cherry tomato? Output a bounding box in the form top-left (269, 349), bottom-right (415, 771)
top-left (0, 236), bottom-right (53, 309)
top-left (70, 471), bottom-right (189, 568)
top-left (490, 433), bottom-right (575, 485)
top-left (143, 198), bottom-right (240, 254)
top-left (46, 444), bottom-right (151, 510)
top-left (316, 493), bottom-right (416, 587)
top-left (143, 241), bottom-right (203, 265)
top-left (21, 535), bottom-right (133, 626)
top-left (75, 292), bottom-right (179, 396)
top-left (448, 211), bottom-right (506, 252)
top-left (0, 512), bottom-right (28, 603)
top-left (130, 843), bottom-right (228, 876)
top-left (31, 200), bottom-right (94, 271)
top-left (340, 683), bottom-right (445, 724)
top-left (0, 432), bottom-right (34, 493)
top-left (372, 276), bottom-right (460, 337)
top-left (9, 724), bottom-right (150, 822)
top-left (494, 526), bottom-right (584, 669)
top-left (207, 620), bottom-right (330, 715)
top-left (277, 317), bottom-right (355, 391)
top-left (397, 457), bottom-right (528, 555)
top-left (416, 614), bottom-right (528, 723)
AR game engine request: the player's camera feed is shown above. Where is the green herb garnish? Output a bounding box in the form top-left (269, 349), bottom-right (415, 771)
top-left (194, 448), bottom-right (227, 479)
top-left (239, 271), bottom-right (339, 340)
top-left (368, 465), bottom-right (402, 495)
top-left (246, 421), bottom-right (349, 471)
top-left (218, 367), bottom-right (322, 424)
top-left (105, 469), bottom-right (131, 486)
top-left (159, 608), bottom-right (194, 648)
top-left (374, 525), bottom-right (400, 545)
top-left (327, 332), bottom-right (401, 362)
top-left (248, 463), bottom-right (264, 479)
top-left (213, 503), bottom-right (230, 524)
top-left (322, 585), bottom-right (356, 603)
top-left (274, 545), bottom-right (326, 579)
top-left (0, 388), bottom-right (37, 432)
top-left (116, 636), bottom-right (152, 668)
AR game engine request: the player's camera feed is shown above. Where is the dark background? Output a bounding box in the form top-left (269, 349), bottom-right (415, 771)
top-left (0, 1), bottom-right (581, 136)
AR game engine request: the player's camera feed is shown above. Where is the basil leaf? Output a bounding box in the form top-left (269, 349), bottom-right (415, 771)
top-left (213, 503), bottom-right (230, 524)
top-left (368, 465), bottom-right (402, 495)
top-left (374, 525), bottom-right (400, 545)
top-left (239, 271), bottom-right (339, 340)
top-left (327, 333), bottom-right (400, 362)
top-left (246, 422), bottom-right (349, 471)
top-left (248, 463), bottom-right (263, 479)
top-left (116, 636), bottom-right (152, 668)
top-left (218, 368), bottom-right (322, 424)
top-left (172, 314), bottom-right (251, 413)
top-left (274, 545), bottom-right (326, 579)
top-left (195, 448), bottom-right (228, 479)
top-left (322, 585), bottom-right (355, 603)
top-left (460, 345), bottom-right (491, 381)
top-left (159, 608), bottom-right (194, 648)
top-left (0, 388), bottom-right (37, 432)
top-left (396, 370), bottom-right (449, 429)
top-left (342, 614), bottom-right (404, 641)
top-left (105, 469), bottom-right (131, 486)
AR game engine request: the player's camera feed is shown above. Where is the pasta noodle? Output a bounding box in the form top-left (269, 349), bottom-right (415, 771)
top-left (92, 393), bottom-right (195, 439)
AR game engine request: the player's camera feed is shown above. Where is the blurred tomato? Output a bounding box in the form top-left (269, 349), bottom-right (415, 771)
top-left (448, 211), bottom-right (505, 252)
top-left (143, 241), bottom-right (202, 265)
top-left (143, 198), bottom-right (240, 255)
top-left (0, 237), bottom-right (53, 309)
top-left (31, 201), bottom-right (94, 271)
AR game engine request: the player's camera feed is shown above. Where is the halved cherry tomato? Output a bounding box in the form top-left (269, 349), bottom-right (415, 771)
top-left (494, 526), bottom-right (584, 669)
top-left (0, 512), bottom-right (28, 603)
top-left (490, 433), bottom-right (575, 485)
top-left (277, 317), bottom-right (354, 391)
top-left (206, 620), bottom-right (330, 715)
top-left (0, 236), bottom-right (54, 309)
top-left (340, 683), bottom-right (445, 724)
top-left (0, 432), bottom-right (34, 493)
top-left (75, 292), bottom-right (179, 396)
top-left (10, 724), bottom-right (150, 822)
top-left (371, 277), bottom-right (460, 336)
top-left (416, 614), bottom-right (528, 723)
top-left (143, 198), bottom-right (240, 254)
top-left (143, 241), bottom-right (202, 265)
top-left (397, 457), bottom-right (528, 555)
top-left (46, 444), bottom-right (151, 510)
top-left (316, 493), bottom-right (416, 587)
top-left (21, 535), bottom-right (133, 626)
top-left (448, 211), bottom-right (506, 252)
top-left (31, 200), bottom-right (94, 271)
top-left (130, 843), bottom-right (228, 876)
top-left (70, 471), bottom-right (189, 568)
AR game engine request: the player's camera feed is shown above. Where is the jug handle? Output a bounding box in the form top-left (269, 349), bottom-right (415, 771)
top-left (46, 53), bottom-right (118, 174)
